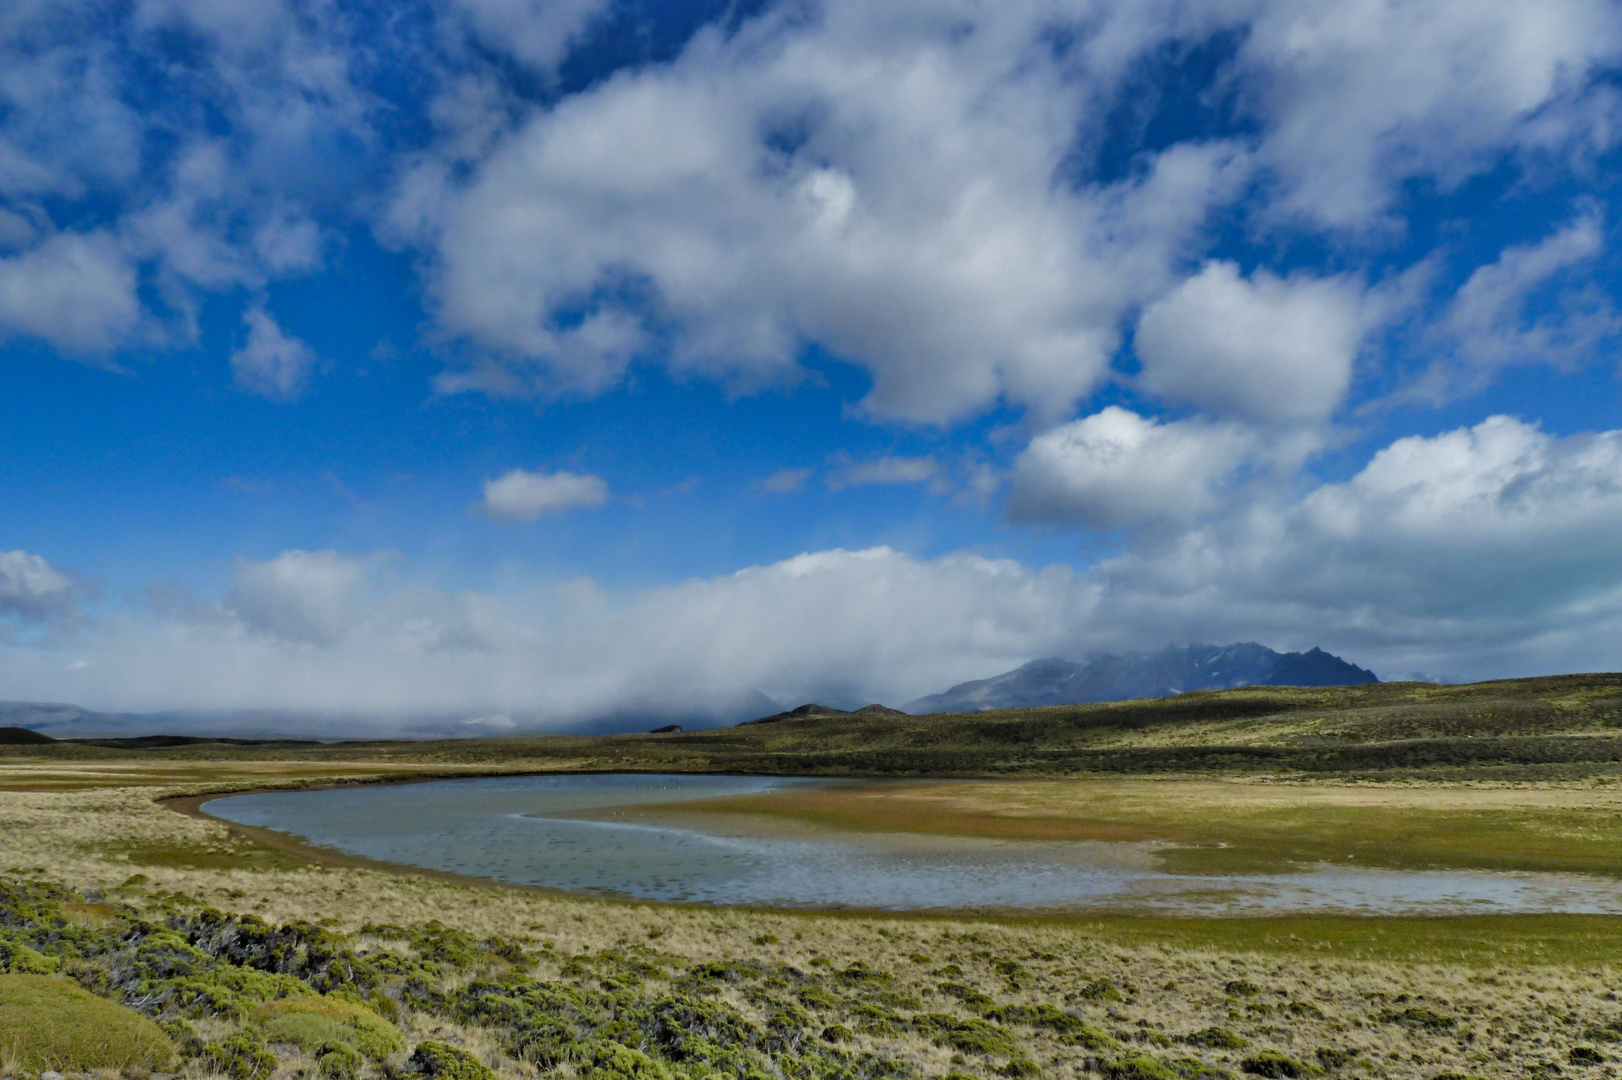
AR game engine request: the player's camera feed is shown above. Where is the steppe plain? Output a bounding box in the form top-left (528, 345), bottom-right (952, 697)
top-left (5, 674), bottom-right (1622, 1080)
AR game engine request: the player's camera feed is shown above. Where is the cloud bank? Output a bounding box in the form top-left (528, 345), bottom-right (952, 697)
top-left (8, 416), bottom-right (1622, 726)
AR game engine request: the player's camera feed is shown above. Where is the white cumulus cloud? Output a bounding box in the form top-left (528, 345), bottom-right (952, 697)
top-left (1237, 0), bottom-right (1622, 228)
top-left (230, 305), bottom-right (317, 400)
top-left (0, 231), bottom-right (142, 353)
top-left (481, 469), bottom-right (610, 522)
top-left (1007, 407), bottom-right (1259, 528)
top-left (1135, 261), bottom-right (1369, 424)
top-left (397, 2), bottom-right (1250, 424)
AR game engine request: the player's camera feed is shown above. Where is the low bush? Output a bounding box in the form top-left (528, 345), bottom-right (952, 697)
top-left (202, 1029), bottom-right (278, 1080)
top-left (400, 1040), bottom-right (499, 1080)
top-left (256, 994), bottom-right (404, 1060)
top-left (0, 939), bottom-right (60, 974)
top-left (1376, 1007), bottom-right (1455, 1032)
top-left (912, 1014), bottom-right (1019, 1056)
top-left (993, 1003), bottom-right (1115, 1049)
top-left (1240, 1050), bottom-right (1320, 1078)
top-left (1313, 1048), bottom-right (1354, 1069)
top-left (1185, 1027), bottom-right (1248, 1050)
top-left (1103, 1055), bottom-right (1181, 1080)
top-left (0, 973), bottom-right (176, 1071)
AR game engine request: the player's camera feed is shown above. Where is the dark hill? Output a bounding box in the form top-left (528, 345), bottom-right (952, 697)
top-left (0, 726), bottom-right (55, 744)
top-left (906, 642), bottom-right (1376, 713)
top-left (746, 703), bottom-right (905, 725)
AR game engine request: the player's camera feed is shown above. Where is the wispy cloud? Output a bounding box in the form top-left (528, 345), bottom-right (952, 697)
top-left (827, 456), bottom-right (944, 493)
top-left (759, 468), bottom-right (811, 493)
top-left (480, 469), bottom-right (610, 522)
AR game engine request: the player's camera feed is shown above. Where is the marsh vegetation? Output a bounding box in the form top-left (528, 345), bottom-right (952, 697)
top-left (4, 674), bottom-right (1622, 1079)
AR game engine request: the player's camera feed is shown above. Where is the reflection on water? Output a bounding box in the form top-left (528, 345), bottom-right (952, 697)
top-left (205, 774), bottom-right (1622, 915)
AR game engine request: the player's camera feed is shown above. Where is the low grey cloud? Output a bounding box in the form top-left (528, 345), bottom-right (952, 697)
top-left (0, 550), bottom-right (77, 621)
top-left (223, 549), bottom-right (371, 645)
top-left (480, 468), bottom-right (610, 522)
top-left (7, 416), bottom-right (1622, 723)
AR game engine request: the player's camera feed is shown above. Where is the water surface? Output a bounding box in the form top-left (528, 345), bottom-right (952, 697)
top-left (205, 774), bottom-right (1622, 915)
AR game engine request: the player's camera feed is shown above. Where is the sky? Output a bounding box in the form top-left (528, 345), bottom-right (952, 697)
top-left (3, 0), bottom-right (1622, 731)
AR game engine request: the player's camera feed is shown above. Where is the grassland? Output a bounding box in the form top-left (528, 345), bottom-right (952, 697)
top-left (613, 779), bottom-right (1622, 877)
top-left (3, 673), bottom-right (1622, 1080)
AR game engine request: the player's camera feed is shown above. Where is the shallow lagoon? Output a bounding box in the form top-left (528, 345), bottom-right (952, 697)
top-left (206, 773), bottom-right (1622, 915)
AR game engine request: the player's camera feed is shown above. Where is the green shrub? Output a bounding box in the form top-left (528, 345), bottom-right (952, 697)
top-left (913, 1014), bottom-right (1018, 1056)
top-left (822, 1024), bottom-right (854, 1042)
top-left (0, 940), bottom-right (60, 974)
top-left (1240, 1051), bottom-right (1320, 1078)
top-left (317, 1040), bottom-right (365, 1079)
top-left (1224, 981), bottom-right (1261, 998)
top-left (159, 1017), bottom-right (205, 1057)
top-left (1185, 1027), bottom-right (1248, 1050)
top-left (992, 959), bottom-right (1030, 981)
top-left (1313, 1048), bottom-right (1354, 1069)
top-left (0, 973), bottom-right (176, 1071)
top-left (401, 1040), bottom-right (499, 1080)
top-left (1001, 1057), bottom-right (1041, 1077)
top-left (940, 981), bottom-right (997, 1011)
top-left (202, 1029), bottom-right (279, 1080)
top-left (1075, 978), bottom-right (1123, 1001)
top-left (1570, 1046), bottom-right (1605, 1065)
top-left (582, 1042), bottom-right (675, 1080)
top-left (1104, 1055), bottom-right (1181, 1080)
top-left (993, 1003), bottom-right (1115, 1049)
top-left (256, 995), bottom-right (404, 1060)
top-left (1376, 1007), bottom-right (1454, 1031)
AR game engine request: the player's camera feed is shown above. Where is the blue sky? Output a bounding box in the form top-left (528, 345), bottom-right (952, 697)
top-left (3, 0), bottom-right (1622, 730)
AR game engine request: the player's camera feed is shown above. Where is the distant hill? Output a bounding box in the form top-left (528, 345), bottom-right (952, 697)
top-left (744, 703), bottom-right (907, 725)
top-left (905, 642), bottom-right (1377, 714)
top-left (0, 726), bottom-right (55, 744)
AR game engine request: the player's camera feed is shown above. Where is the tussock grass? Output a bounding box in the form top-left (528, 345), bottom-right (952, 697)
top-left (0, 973), bottom-right (176, 1070)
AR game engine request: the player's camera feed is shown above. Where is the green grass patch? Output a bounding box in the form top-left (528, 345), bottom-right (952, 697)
top-left (1058, 913), bottom-right (1622, 966)
top-left (0, 973), bottom-right (176, 1070)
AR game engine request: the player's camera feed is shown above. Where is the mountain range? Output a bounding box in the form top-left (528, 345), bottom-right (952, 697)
top-left (903, 642), bottom-right (1377, 714)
